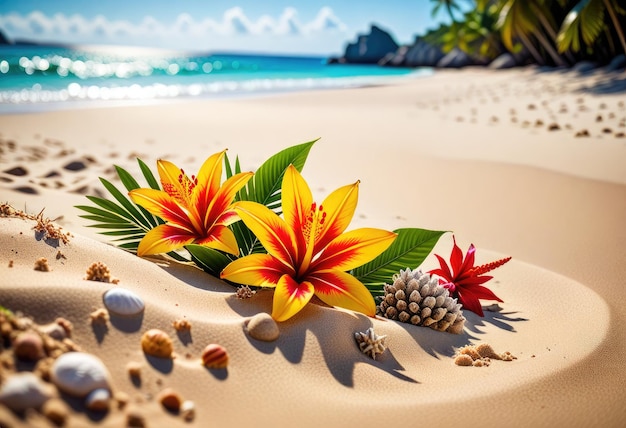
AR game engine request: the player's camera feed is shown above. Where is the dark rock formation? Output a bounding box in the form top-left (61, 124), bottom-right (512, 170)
top-left (0, 29), bottom-right (12, 45)
top-left (437, 48), bottom-right (476, 68)
top-left (331, 25), bottom-right (399, 64)
top-left (378, 37), bottom-right (445, 67)
top-left (489, 53), bottom-right (518, 69)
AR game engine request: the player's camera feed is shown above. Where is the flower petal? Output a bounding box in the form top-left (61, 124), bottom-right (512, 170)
top-left (137, 224), bottom-right (196, 256)
top-left (206, 171), bottom-right (253, 228)
top-left (272, 275), bottom-right (315, 322)
top-left (221, 254), bottom-right (293, 287)
top-left (196, 224), bottom-right (239, 256)
top-left (314, 181), bottom-right (359, 253)
top-left (309, 270), bottom-right (376, 317)
top-left (157, 159), bottom-right (192, 206)
top-left (129, 188), bottom-right (201, 232)
top-left (281, 165), bottom-right (313, 256)
top-left (428, 254), bottom-right (454, 282)
top-left (450, 236), bottom-right (465, 277)
top-left (194, 150), bottom-right (225, 213)
top-left (312, 228), bottom-right (397, 272)
top-left (234, 201), bottom-right (297, 268)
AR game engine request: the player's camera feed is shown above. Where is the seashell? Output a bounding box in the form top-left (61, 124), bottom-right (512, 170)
top-left (245, 313), bottom-right (279, 342)
top-left (181, 400), bottom-right (196, 421)
top-left (85, 388), bottom-right (111, 412)
top-left (13, 331), bottom-right (45, 361)
top-left (141, 329), bottom-right (174, 358)
top-left (50, 352), bottom-right (110, 396)
top-left (157, 387), bottom-right (183, 412)
top-left (0, 372), bottom-right (52, 411)
top-left (201, 344), bottom-right (229, 369)
top-left (354, 327), bottom-right (387, 360)
top-left (103, 287), bottom-right (145, 316)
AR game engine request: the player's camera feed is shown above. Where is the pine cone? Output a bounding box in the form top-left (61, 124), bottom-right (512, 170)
top-left (377, 268), bottom-right (466, 334)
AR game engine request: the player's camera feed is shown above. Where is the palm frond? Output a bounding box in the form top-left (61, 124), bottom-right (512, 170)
top-left (557, 0), bottom-right (606, 52)
top-left (352, 228), bottom-right (447, 297)
top-left (75, 159), bottom-right (166, 253)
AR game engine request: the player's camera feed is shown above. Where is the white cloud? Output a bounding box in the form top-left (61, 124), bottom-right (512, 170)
top-left (0, 7), bottom-right (349, 53)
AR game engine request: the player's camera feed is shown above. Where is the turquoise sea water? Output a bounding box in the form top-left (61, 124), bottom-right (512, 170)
top-left (0, 45), bottom-right (431, 113)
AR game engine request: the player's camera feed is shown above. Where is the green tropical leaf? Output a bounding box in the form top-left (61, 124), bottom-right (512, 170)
top-left (557, 0), bottom-right (606, 52)
top-left (352, 228), bottom-right (447, 297)
top-left (225, 139), bottom-right (317, 257)
top-left (75, 158), bottom-right (165, 252)
top-left (186, 244), bottom-right (233, 276)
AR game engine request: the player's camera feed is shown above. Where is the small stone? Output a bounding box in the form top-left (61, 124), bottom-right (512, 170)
top-left (0, 372), bottom-right (52, 411)
top-left (158, 387), bottom-right (183, 412)
top-left (126, 406), bottom-right (146, 427)
top-left (181, 400), bottom-right (196, 422)
top-left (13, 332), bottom-right (45, 362)
top-left (246, 313), bottom-right (279, 342)
top-left (42, 398), bottom-right (68, 426)
top-left (85, 388), bottom-right (111, 412)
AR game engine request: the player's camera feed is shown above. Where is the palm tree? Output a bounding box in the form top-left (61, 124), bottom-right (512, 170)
top-left (498, 0), bottom-right (568, 66)
top-left (430, 0), bottom-right (466, 23)
top-left (557, 0), bottom-right (626, 55)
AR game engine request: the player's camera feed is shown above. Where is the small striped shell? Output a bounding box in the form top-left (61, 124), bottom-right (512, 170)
top-left (141, 329), bottom-right (174, 359)
top-left (201, 344), bottom-right (228, 369)
top-left (103, 287), bottom-right (144, 316)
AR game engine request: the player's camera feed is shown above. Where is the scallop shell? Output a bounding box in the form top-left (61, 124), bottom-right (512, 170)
top-left (245, 313), bottom-right (279, 342)
top-left (141, 329), bottom-right (174, 358)
top-left (50, 352), bottom-right (110, 397)
top-left (103, 287), bottom-right (145, 316)
top-left (0, 372), bottom-right (52, 411)
top-left (201, 344), bottom-right (229, 369)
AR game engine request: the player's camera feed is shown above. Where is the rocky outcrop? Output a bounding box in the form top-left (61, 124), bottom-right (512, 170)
top-left (489, 53), bottom-right (518, 69)
top-left (0, 29), bottom-right (12, 45)
top-left (329, 25), bottom-right (399, 64)
top-left (436, 48), bottom-right (476, 68)
top-left (379, 37), bottom-right (445, 67)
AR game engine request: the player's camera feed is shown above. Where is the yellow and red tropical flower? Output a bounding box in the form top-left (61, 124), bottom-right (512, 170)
top-left (128, 151), bottom-right (252, 256)
top-left (220, 165), bottom-right (397, 322)
top-left (428, 236), bottom-right (511, 316)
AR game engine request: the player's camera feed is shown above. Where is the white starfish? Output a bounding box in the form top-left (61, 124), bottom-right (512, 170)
top-left (354, 327), bottom-right (387, 360)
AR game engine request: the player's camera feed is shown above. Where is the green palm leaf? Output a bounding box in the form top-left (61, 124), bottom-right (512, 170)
top-left (557, 0), bottom-right (606, 52)
top-left (352, 228), bottom-right (447, 297)
top-left (75, 159), bottom-right (166, 252)
top-left (225, 139), bottom-right (317, 257)
top-left (186, 244), bottom-right (234, 277)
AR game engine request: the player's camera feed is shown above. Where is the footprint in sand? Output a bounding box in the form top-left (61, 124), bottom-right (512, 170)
top-left (3, 166), bottom-right (28, 177)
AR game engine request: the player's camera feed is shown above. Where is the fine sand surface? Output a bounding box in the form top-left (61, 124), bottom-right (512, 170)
top-left (1, 66), bottom-right (625, 427)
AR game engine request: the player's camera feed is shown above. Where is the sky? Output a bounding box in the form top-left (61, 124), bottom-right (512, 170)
top-left (0, 0), bottom-right (453, 55)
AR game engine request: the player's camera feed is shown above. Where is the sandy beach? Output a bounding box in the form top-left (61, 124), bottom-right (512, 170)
top-left (1, 66), bottom-right (625, 427)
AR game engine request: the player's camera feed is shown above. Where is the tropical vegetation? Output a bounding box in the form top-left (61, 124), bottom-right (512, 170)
top-left (426, 0), bottom-right (626, 66)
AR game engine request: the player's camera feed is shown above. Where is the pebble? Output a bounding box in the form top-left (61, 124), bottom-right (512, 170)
top-left (50, 352), bottom-right (110, 396)
top-left (0, 372), bottom-right (52, 411)
top-left (158, 387), bottom-right (183, 412)
top-left (246, 313), bottom-right (279, 342)
top-left (13, 331), bottom-right (45, 361)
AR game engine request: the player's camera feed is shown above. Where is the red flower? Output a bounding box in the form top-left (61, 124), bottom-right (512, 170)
top-left (428, 236), bottom-right (511, 317)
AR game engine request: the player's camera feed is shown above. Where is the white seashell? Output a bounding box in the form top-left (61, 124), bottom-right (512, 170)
top-left (0, 372), bottom-right (52, 411)
top-left (85, 388), bottom-right (111, 412)
top-left (103, 287), bottom-right (145, 316)
top-left (181, 400), bottom-right (196, 421)
top-left (50, 352), bottom-right (110, 397)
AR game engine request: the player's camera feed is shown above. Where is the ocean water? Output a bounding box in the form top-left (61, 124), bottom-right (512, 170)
top-left (0, 45), bottom-right (430, 113)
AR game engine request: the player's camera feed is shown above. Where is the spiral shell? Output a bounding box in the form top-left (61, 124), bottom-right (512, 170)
top-left (201, 344), bottom-right (229, 369)
top-left (103, 287), bottom-right (145, 316)
top-left (141, 329), bottom-right (174, 359)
